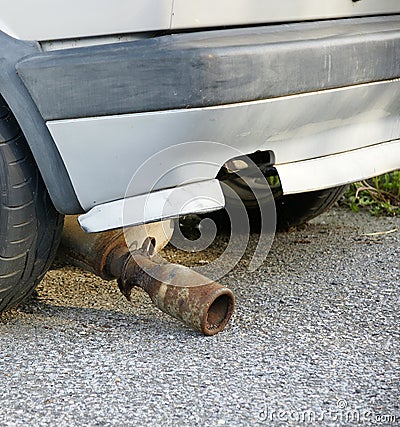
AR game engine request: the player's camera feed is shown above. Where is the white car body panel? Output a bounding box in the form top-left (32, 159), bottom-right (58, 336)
top-left (47, 79), bottom-right (400, 211)
top-left (77, 138), bottom-right (400, 232)
top-left (0, 0), bottom-right (173, 41)
top-left (171, 0), bottom-right (400, 30)
top-left (1, 0), bottom-right (400, 41)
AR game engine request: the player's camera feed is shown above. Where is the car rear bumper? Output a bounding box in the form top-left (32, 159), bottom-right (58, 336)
top-left (17, 15), bottom-right (400, 120)
top-left (14, 16), bottom-right (400, 229)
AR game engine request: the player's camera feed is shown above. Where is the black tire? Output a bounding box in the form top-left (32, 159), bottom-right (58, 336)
top-left (217, 171), bottom-right (346, 232)
top-left (0, 96), bottom-right (64, 312)
top-left (274, 186), bottom-right (347, 230)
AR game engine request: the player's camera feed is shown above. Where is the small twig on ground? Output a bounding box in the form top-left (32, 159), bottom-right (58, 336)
top-left (361, 228), bottom-right (398, 237)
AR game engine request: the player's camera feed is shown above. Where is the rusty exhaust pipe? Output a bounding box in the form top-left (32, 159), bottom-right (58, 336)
top-left (60, 217), bottom-right (235, 335)
top-left (107, 238), bottom-right (234, 335)
top-left (108, 239), bottom-right (234, 336)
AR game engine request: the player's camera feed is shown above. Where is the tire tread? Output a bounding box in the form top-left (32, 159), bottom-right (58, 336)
top-left (0, 97), bottom-right (64, 311)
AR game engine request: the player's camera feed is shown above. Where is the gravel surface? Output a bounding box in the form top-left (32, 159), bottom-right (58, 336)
top-left (0, 207), bottom-right (399, 426)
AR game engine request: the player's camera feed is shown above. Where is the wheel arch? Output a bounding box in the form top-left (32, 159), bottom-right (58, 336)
top-left (0, 31), bottom-right (83, 214)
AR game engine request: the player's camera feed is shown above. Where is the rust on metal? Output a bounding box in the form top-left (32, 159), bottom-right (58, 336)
top-left (110, 239), bottom-right (235, 335)
top-left (61, 219), bottom-right (235, 335)
top-left (60, 216), bottom-right (174, 279)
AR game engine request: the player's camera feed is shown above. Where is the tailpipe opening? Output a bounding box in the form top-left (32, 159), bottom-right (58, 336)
top-left (143, 280), bottom-right (235, 336)
top-left (204, 291), bottom-right (234, 335)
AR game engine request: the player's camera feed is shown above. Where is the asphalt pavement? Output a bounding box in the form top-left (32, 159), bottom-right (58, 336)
top-left (0, 207), bottom-right (399, 426)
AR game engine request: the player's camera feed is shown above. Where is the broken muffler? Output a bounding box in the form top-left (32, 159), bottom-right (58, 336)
top-left (60, 217), bottom-right (235, 335)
